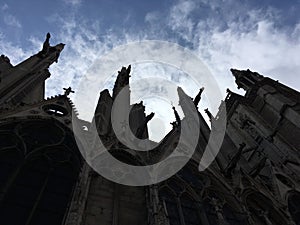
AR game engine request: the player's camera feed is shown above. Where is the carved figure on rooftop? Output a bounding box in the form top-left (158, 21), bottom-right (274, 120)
top-left (204, 108), bottom-right (213, 121)
top-left (41, 32), bottom-right (51, 56)
top-left (193, 87), bottom-right (204, 107)
top-left (171, 106), bottom-right (181, 128)
top-left (136, 112), bottom-right (155, 139)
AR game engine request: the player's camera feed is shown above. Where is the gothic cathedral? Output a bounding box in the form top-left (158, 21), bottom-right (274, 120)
top-left (0, 34), bottom-right (299, 225)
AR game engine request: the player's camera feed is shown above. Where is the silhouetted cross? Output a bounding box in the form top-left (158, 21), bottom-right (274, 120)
top-left (63, 87), bottom-right (74, 96)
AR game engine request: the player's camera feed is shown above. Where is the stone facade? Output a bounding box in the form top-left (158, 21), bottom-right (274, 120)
top-left (0, 34), bottom-right (299, 225)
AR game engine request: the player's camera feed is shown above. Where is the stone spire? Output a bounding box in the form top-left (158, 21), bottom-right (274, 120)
top-left (112, 65), bottom-right (131, 100)
top-left (0, 32), bottom-right (65, 107)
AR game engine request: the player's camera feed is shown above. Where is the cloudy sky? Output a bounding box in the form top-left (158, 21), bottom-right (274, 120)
top-left (0, 0), bottom-right (299, 141)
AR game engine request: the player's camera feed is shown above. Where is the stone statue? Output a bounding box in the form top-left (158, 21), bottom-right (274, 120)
top-left (145, 112), bottom-right (155, 122)
top-left (136, 112), bottom-right (155, 139)
top-left (53, 43), bottom-right (65, 63)
top-left (204, 108), bottom-right (213, 121)
top-left (41, 32), bottom-right (51, 57)
top-left (193, 87), bottom-right (204, 107)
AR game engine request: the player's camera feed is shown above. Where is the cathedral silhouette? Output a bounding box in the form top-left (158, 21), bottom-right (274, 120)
top-left (0, 33), bottom-right (299, 225)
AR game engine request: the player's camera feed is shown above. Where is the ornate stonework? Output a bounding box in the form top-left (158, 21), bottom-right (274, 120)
top-left (0, 34), bottom-right (299, 225)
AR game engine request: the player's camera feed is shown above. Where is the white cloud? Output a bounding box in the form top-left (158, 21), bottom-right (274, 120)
top-left (3, 14), bottom-right (21, 28)
top-left (196, 16), bottom-right (300, 94)
top-left (164, 1), bottom-right (300, 103)
top-left (45, 16), bottom-right (128, 99)
top-left (145, 11), bottom-right (160, 23)
top-left (28, 36), bottom-right (43, 51)
top-left (0, 36), bottom-right (34, 65)
top-left (1, 0), bottom-right (299, 141)
top-left (62, 0), bottom-right (82, 6)
top-left (168, 0), bottom-right (195, 41)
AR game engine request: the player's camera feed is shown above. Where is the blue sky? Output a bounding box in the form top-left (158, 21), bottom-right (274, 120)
top-left (0, 0), bottom-right (299, 141)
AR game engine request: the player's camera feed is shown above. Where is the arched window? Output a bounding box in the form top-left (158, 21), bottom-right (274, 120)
top-left (29, 160), bottom-right (79, 225)
top-left (0, 147), bottom-right (80, 225)
top-left (158, 165), bottom-right (204, 225)
top-left (0, 148), bottom-right (23, 190)
top-left (18, 121), bottom-right (64, 153)
top-left (0, 157), bottom-right (51, 224)
top-left (0, 131), bottom-right (25, 191)
top-left (159, 164), bottom-right (250, 225)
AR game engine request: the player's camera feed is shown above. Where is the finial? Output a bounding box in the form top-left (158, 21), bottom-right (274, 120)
top-left (193, 87), bottom-right (205, 107)
top-left (63, 87), bottom-right (74, 96)
top-left (172, 106), bottom-right (181, 123)
top-left (170, 104), bottom-right (181, 128)
top-left (41, 32), bottom-right (51, 57)
top-left (127, 65), bottom-right (131, 74)
top-left (204, 108), bottom-right (213, 121)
